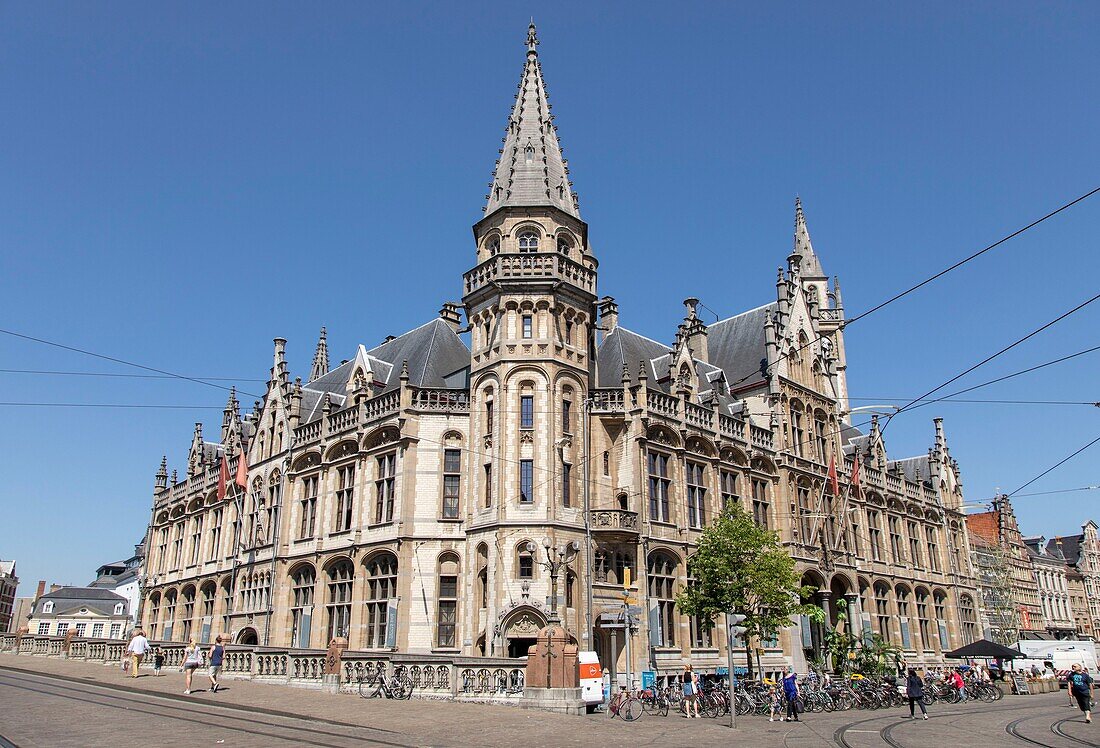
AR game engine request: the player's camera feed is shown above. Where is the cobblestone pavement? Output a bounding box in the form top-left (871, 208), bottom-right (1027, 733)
top-left (0, 654), bottom-right (1093, 747)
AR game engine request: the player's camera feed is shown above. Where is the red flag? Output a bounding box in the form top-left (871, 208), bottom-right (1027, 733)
top-left (234, 443), bottom-right (249, 489)
top-left (217, 454), bottom-right (230, 501)
top-left (828, 456), bottom-right (840, 497)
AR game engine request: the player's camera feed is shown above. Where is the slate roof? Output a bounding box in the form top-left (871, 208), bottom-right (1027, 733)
top-left (484, 24), bottom-right (579, 220)
top-left (596, 327), bottom-right (676, 387)
top-left (889, 455), bottom-right (932, 483)
top-left (1050, 535), bottom-right (1084, 566)
top-left (707, 303), bottom-right (776, 391)
top-left (34, 587), bottom-right (129, 618)
top-left (299, 319), bottom-right (470, 424)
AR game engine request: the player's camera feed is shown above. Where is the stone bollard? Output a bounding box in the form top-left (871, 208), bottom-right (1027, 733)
top-left (322, 637), bottom-right (348, 694)
top-left (520, 624), bottom-right (585, 715)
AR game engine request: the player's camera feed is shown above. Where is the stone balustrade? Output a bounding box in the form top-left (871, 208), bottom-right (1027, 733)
top-left (589, 509), bottom-right (640, 534)
top-left (589, 388), bottom-right (624, 413)
top-left (750, 424), bottom-right (774, 450)
top-left (410, 388), bottom-right (470, 413)
top-left (0, 634), bottom-right (525, 702)
top-left (463, 252), bottom-right (596, 296)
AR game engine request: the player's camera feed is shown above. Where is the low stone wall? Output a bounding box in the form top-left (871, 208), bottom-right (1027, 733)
top-left (0, 632), bottom-right (525, 703)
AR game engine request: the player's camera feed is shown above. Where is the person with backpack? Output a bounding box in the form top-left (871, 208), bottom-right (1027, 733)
top-left (906, 668), bottom-right (929, 719)
top-left (1069, 663), bottom-right (1093, 723)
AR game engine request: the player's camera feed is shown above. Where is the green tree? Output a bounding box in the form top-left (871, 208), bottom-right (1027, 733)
top-left (676, 503), bottom-right (820, 677)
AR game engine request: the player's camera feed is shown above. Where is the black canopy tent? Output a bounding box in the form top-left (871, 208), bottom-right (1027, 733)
top-left (944, 639), bottom-right (1025, 660)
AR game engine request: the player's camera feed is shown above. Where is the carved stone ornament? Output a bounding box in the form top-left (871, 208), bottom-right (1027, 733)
top-left (511, 614), bottom-right (539, 635)
top-left (520, 431), bottom-right (534, 444)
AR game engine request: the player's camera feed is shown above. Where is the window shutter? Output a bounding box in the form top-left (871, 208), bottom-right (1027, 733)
top-left (800, 615), bottom-right (813, 648)
top-left (648, 601), bottom-right (663, 648)
top-left (200, 617), bottom-right (212, 644)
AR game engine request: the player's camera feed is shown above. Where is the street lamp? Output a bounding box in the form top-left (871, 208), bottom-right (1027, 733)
top-left (527, 539), bottom-right (579, 625)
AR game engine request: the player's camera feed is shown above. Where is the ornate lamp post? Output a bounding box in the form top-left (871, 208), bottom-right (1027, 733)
top-left (527, 539), bottom-right (579, 625)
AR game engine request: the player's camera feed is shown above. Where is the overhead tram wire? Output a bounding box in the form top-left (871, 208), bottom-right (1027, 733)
top-left (882, 291), bottom-right (1100, 431)
top-left (0, 368), bottom-right (267, 382)
top-left (1005, 435), bottom-right (1100, 499)
top-left (0, 327), bottom-right (264, 399)
top-left (1011, 486), bottom-right (1100, 499)
top-left (726, 184), bottom-right (1100, 390)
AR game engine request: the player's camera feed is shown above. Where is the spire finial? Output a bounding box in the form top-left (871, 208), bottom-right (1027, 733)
top-left (527, 20), bottom-right (538, 56)
top-left (310, 326), bottom-right (330, 381)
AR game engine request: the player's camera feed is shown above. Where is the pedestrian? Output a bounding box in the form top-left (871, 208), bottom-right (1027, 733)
top-left (125, 629), bottom-right (149, 679)
top-left (1069, 664), bottom-right (1093, 723)
top-left (950, 668), bottom-right (966, 702)
top-left (181, 640), bottom-right (203, 694)
top-left (153, 648), bottom-right (164, 676)
top-left (767, 680), bottom-right (782, 722)
top-left (782, 667), bottom-right (801, 722)
top-left (207, 635), bottom-right (225, 693)
top-left (906, 668), bottom-right (929, 720)
top-left (1031, 663), bottom-right (1042, 678)
top-left (680, 664), bottom-right (700, 718)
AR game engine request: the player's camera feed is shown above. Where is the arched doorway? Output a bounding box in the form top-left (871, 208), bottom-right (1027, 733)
top-left (500, 607), bottom-right (546, 658)
top-left (235, 627), bottom-right (258, 645)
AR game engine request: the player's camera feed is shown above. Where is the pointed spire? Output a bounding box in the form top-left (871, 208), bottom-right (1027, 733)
top-left (155, 456), bottom-right (168, 490)
top-left (484, 23), bottom-right (579, 219)
top-left (791, 197), bottom-right (825, 278)
top-left (310, 327), bottom-right (329, 381)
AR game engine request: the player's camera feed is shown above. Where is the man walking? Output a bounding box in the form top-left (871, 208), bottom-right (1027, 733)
top-left (207, 635), bottom-right (225, 693)
top-left (1069, 664), bottom-right (1093, 723)
top-left (126, 629), bottom-right (149, 678)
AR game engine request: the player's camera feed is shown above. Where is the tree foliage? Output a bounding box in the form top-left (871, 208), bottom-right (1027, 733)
top-left (676, 503), bottom-right (820, 653)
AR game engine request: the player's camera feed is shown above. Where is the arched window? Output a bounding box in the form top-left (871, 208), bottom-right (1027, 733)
top-left (814, 411), bottom-right (828, 461)
top-left (873, 582), bottom-right (891, 641)
top-left (557, 237), bottom-right (572, 257)
top-left (790, 400), bottom-right (805, 457)
top-left (959, 594), bottom-right (978, 644)
top-left (442, 444), bottom-right (462, 519)
top-left (200, 582), bottom-right (215, 620)
top-left (164, 589), bottom-right (178, 641)
top-left (325, 560), bottom-right (354, 642)
top-left (147, 593), bottom-right (161, 639)
top-left (648, 553), bottom-right (678, 647)
top-left (487, 237), bottom-right (500, 256)
top-left (437, 553), bottom-right (459, 648)
top-left (115, 602), bottom-right (126, 616)
top-left (797, 481), bottom-right (813, 543)
top-left (565, 570), bottom-right (577, 609)
top-left (518, 231), bottom-right (539, 253)
top-left (181, 586), bottom-right (196, 642)
top-left (220, 579), bottom-right (232, 633)
top-left (290, 565), bottom-right (316, 648)
top-left (365, 553), bottom-right (397, 648)
top-left (895, 585), bottom-right (912, 649)
top-left (476, 544), bottom-right (489, 609)
top-left (915, 589), bottom-right (932, 651)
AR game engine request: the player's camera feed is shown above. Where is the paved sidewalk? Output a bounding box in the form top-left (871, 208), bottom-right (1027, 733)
top-left (0, 653), bottom-right (1079, 748)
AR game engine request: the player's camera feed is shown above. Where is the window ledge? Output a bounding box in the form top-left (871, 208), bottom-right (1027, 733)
top-left (293, 537), bottom-right (315, 543)
top-left (330, 530), bottom-right (352, 538)
top-left (649, 520), bottom-right (678, 530)
top-left (438, 517), bottom-right (463, 523)
top-left (367, 522), bottom-right (394, 529)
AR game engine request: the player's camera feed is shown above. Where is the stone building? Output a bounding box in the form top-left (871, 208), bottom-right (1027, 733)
top-left (1049, 523), bottom-right (1100, 638)
top-left (966, 497), bottom-right (1045, 641)
top-left (27, 587), bottom-right (131, 641)
top-left (1023, 537), bottom-right (1075, 638)
top-left (138, 24), bottom-right (982, 679)
top-left (88, 539), bottom-right (146, 626)
top-left (0, 561), bottom-right (17, 633)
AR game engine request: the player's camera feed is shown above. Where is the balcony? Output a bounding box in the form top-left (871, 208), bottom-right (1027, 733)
top-left (589, 509), bottom-right (640, 537)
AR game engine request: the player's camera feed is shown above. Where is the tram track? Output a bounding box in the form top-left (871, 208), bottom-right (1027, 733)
top-left (833, 701), bottom-right (1058, 748)
top-left (0, 670), bottom-right (418, 748)
top-left (1051, 717), bottom-right (1100, 747)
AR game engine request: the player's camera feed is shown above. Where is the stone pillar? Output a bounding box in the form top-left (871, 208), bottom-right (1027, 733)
top-left (322, 637), bottom-right (348, 694)
top-left (521, 624), bottom-right (585, 715)
top-left (815, 590), bottom-right (833, 670)
top-left (61, 630), bottom-right (77, 659)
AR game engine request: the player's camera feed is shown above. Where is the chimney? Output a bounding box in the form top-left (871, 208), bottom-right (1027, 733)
top-left (439, 302), bottom-right (462, 333)
top-left (597, 296), bottom-right (619, 332)
top-left (35, 580), bottom-right (46, 602)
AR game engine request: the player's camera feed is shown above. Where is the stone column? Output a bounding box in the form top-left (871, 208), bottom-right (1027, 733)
top-left (814, 590), bottom-right (833, 670)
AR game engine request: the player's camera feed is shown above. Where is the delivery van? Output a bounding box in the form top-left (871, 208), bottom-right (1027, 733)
top-left (578, 651), bottom-right (604, 711)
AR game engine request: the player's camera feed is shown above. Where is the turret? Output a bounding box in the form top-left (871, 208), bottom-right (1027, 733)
top-left (309, 327), bottom-right (329, 382)
top-left (155, 456), bottom-right (168, 490)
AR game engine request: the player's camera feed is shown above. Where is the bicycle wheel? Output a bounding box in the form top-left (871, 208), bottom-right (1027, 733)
top-left (358, 678), bottom-right (370, 698)
top-left (640, 695), bottom-right (660, 715)
top-left (621, 698), bottom-right (644, 722)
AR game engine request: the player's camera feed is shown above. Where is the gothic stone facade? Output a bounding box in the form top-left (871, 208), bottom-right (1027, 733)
top-left (140, 24), bottom-right (982, 678)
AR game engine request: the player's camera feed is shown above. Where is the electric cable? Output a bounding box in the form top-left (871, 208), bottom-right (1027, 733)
top-left (1005, 435), bottom-right (1100, 499)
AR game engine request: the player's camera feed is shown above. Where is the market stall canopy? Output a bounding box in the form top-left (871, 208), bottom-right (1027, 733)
top-left (944, 639), bottom-right (1025, 659)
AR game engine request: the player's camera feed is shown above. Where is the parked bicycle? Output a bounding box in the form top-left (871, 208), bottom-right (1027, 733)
top-left (358, 665), bottom-right (413, 700)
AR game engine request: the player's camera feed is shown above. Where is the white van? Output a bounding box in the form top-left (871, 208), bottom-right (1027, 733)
top-left (578, 651), bottom-right (604, 710)
top-left (1015, 640), bottom-right (1098, 680)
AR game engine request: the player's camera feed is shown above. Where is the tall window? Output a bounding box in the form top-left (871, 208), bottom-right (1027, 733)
top-left (868, 510), bottom-right (883, 561)
top-left (916, 590), bottom-right (932, 651)
top-left (148, 593), bottom-right (161, 640)
top-left (907, 521), bottom-right (923, 568)
top-left (888, 516), bottom-right (904, 564)
top-left (299, 475), bottom-right (318, 538)
top-left (960, 594), bottom-right (978, 643)
top-left (519, 460), bottom-right (534, 503)
top-left (603, 451), bottom-right (611, 476)
top-left (926, 527), bottom-right (941, 572)
top-left (172, 523), bottom-right (184, 569)
top-left (562, 398), bottom-right (572, 432)
top-left (335, 464), bottom-right (355, 531)
top-left (325, 561), bottom-right (354, 642)
top-left (751, 478), bottom-right (770, 529)
top-left (91, 623), bottom-right (104, 638)
top-left (484, 463), bottom-right (492, 507)
top-left (374, 454), bottom-right (395, 524)
top-left (181, 587), bottom-right (196, 642)
top-left (189, 515), bottom-right (204, 565)
top-left (518, 231), bottom-right (539, 253)
top-left (74, 623), bottom-right (87, 637)
top-left (789, 401), bottom-right (805, 457)
top-left (442, 449), bottom-right (461, 519)
top-left (686, 462), bottom-right (706, 529)
top-left (364, 553), bottom-right (397, 649)
top-left (814, 412), bottom-right (827, 461)
top-left (520, 395), bottom-right (534, 429)
top-left (562, 462), bottom-right (572, 507)
top-left (485, 399), bottom-right (494, 433)
top-left (208, 508), bottom-right (223, 561)
top-left (874, 583), bottom-right (891, 640)
top-left (164, 590), bottom-right (177, 640)
top-left (290, 566), bottom-right (315, 648)
top-left (564, 318), bottom-right (574, 344)
top-left (56, 623), bottom-right (69, 637)
top-left (518, 545), bottom-right (534, 579)
top-left (437, 555), bottom-right (459, 648)
top-left (522, 314), bottom-right (533, 339)
top-left (647, 451), bottom-right (670, 522)
top-left (201, 583), bottom-right (215, 619)
top-left (719, 470), bottom-right (738, 510)
top-left (221, 580), bottom-right (232, 632)
top-left (648, 553), bottom-right (678, 647)
top-left (797, 483), bottom-right (813, 543)
top-left (896, 586), bottom-right (912, 649)
top-left (157, 527), bottom-right (169, 568)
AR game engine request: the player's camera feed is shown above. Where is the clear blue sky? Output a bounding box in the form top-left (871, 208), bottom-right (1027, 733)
top-left (1, 2), bottom-right (1098, 596)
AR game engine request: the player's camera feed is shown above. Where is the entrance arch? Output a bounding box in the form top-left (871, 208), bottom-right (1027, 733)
top-left (500, 606), bottom-right (546, 658)
top-left (235, 627), bottom-right (258, 645)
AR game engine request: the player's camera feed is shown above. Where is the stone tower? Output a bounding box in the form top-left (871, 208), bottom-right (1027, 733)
top-left (462, 23), bottom-right (598, 655)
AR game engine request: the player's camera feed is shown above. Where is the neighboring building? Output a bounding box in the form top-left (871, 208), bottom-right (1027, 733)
top-left (1023, 536), bottom-right (1075, 638)
top-left (0, 561), bottom-right (18, 633)
top-left (27, 587), bottom-right (131, 640)
top-left (1048, 524), bottom-right (1100, 637)
top-left (966, 497), bottom-right (1045, 642)
top-left (89, 538), bottom-right (146, 625)
top-left (1065, 569), bottom-right (1094, 641)
top-left (138, 24), bottom-right (982, 676)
